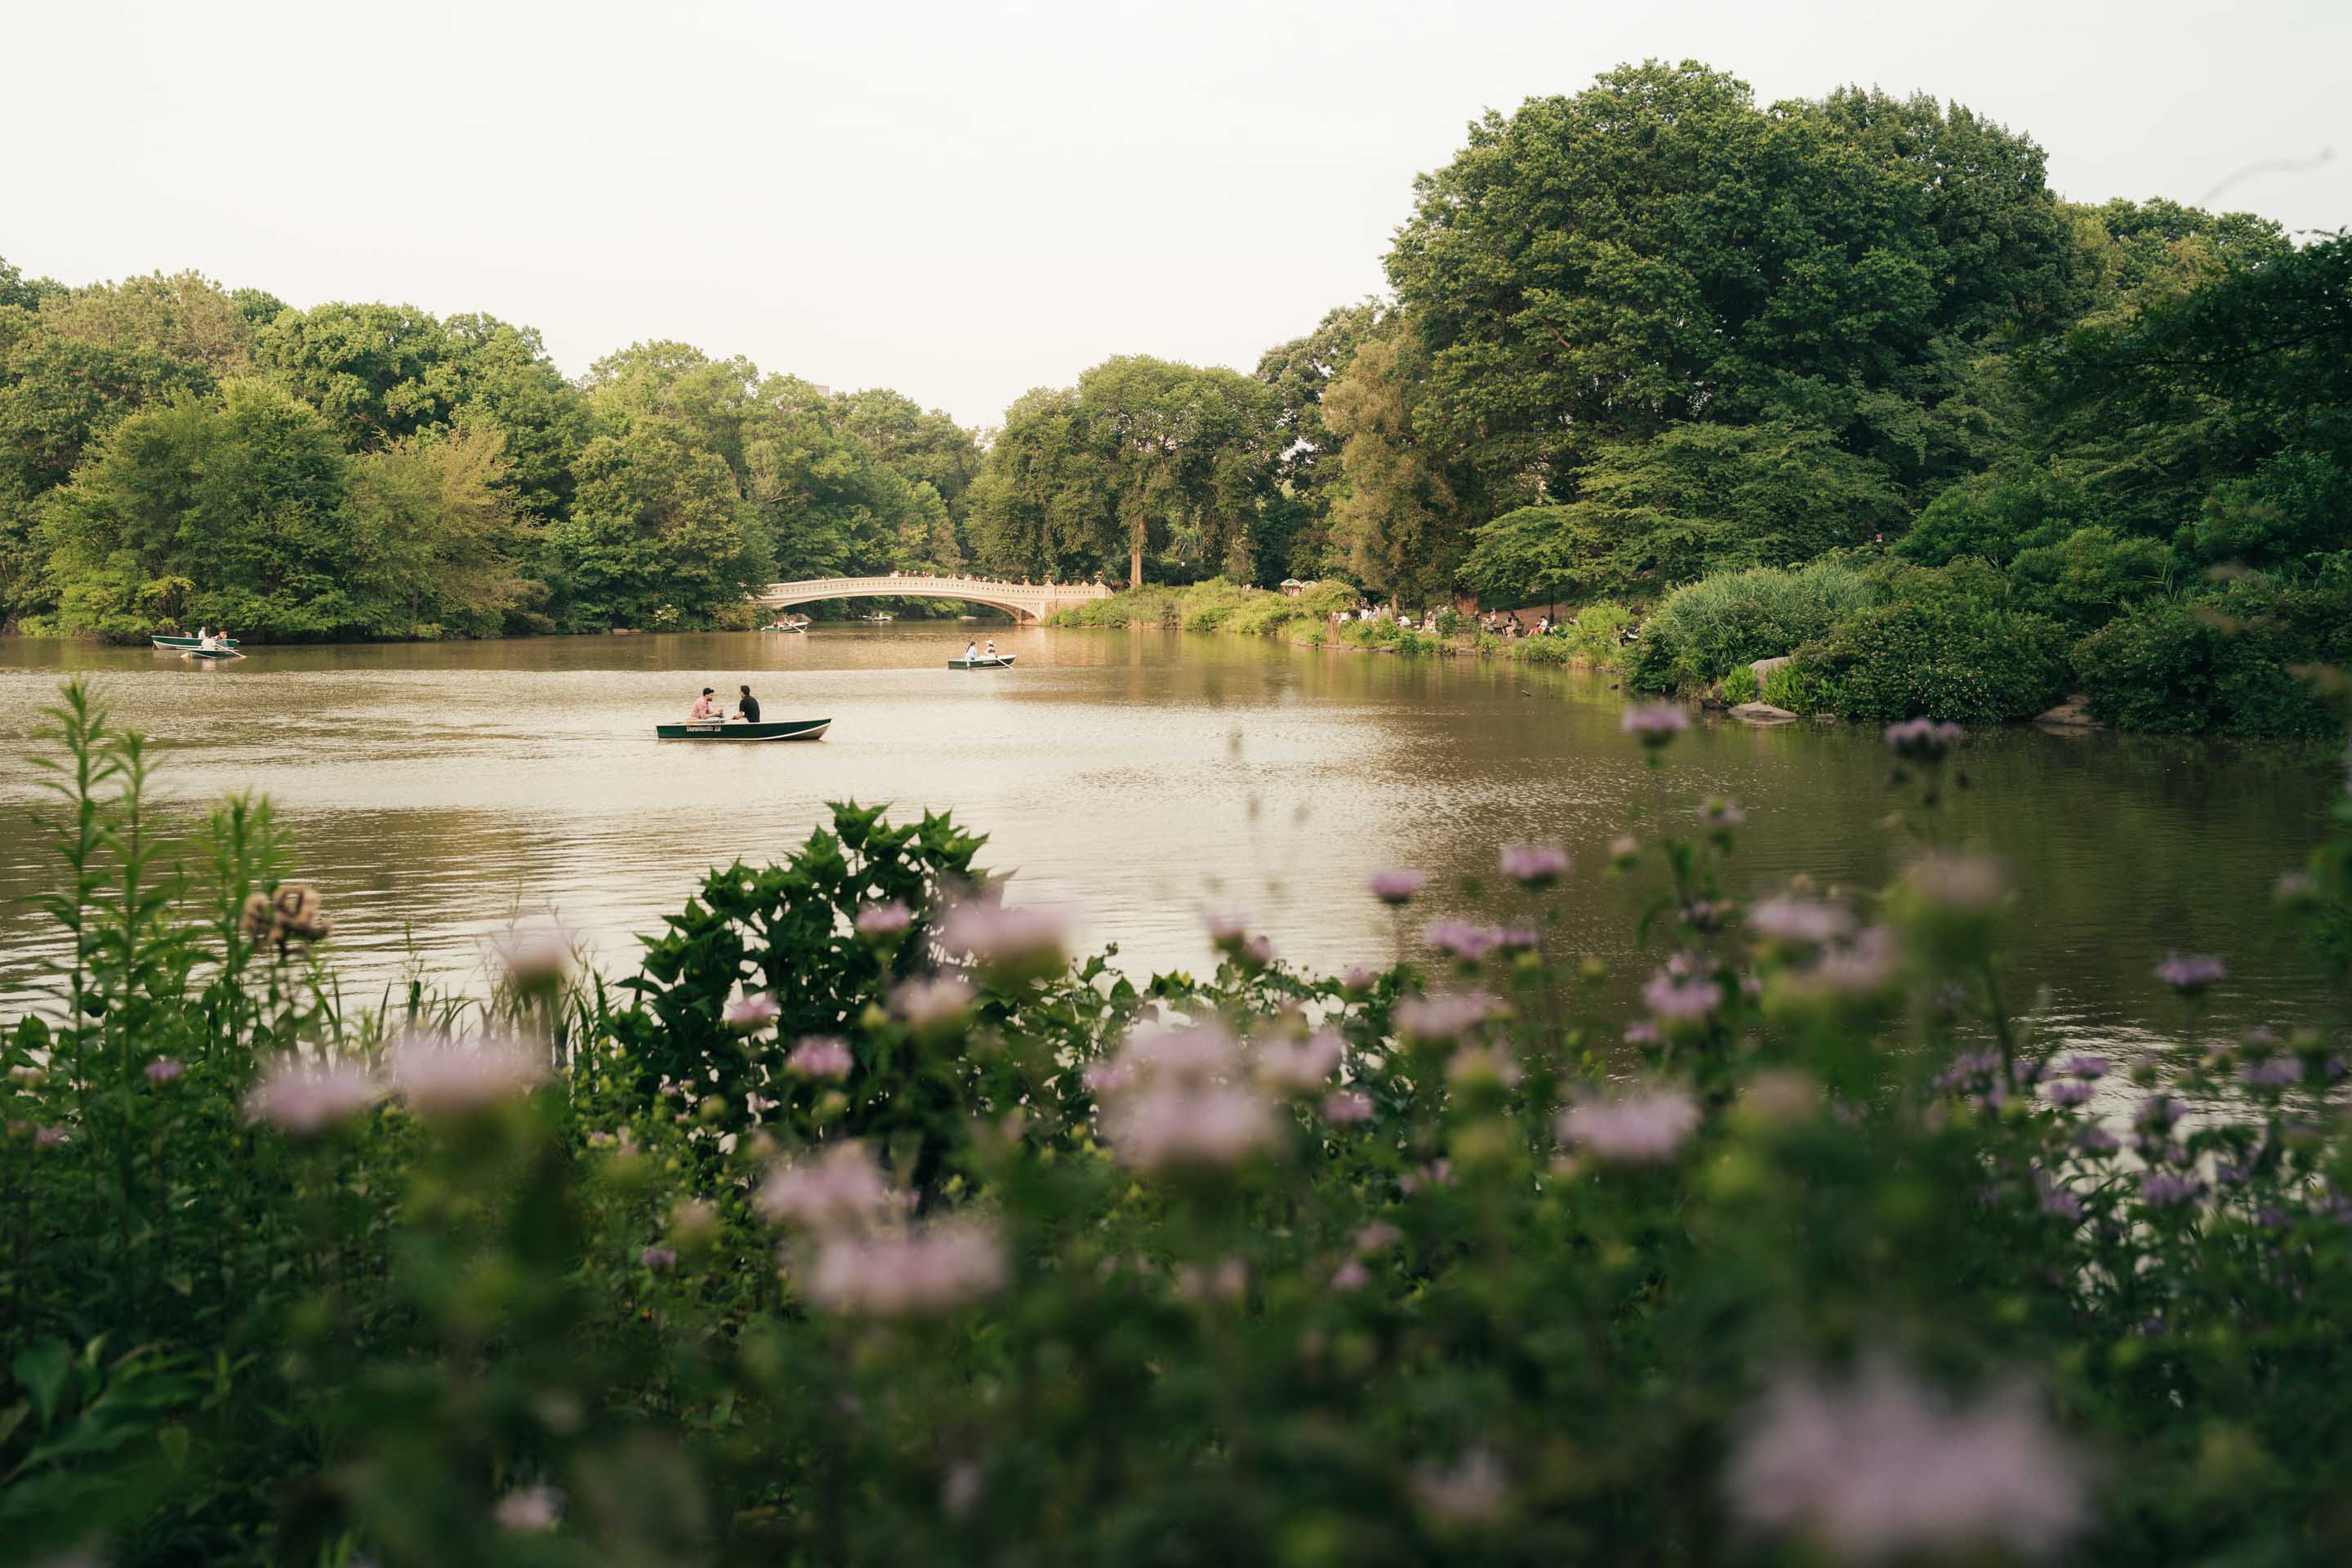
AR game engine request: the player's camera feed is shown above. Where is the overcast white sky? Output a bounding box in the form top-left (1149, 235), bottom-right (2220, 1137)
top-left (6, 0), bottom-right (2343, 428)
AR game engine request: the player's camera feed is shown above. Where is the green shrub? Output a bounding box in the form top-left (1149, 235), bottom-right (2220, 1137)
top-left (1627, 561), bottom-right (1878, 693)
top-left (1568, 602), bottom-right (1635, 666)
top-left (2073, 571), bottom-right (2352, 739)
top-left (1719, 666), bottom-right (1759, 703)
top-left (1761, 662), bottom-right (1829, 713)
top-left (1800, 598), bottom-right (2070, 724)
top-left (2007, 526), bottom-right (2178, 635)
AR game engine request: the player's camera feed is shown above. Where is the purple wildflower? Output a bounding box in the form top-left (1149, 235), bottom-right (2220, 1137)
top-left (1329, 1258), bottom-right (1370, 1293)
top-left (853, 901), bottom-right (913, 939)
top-left (724, 991), bottom-right (782, 1033)
top-left (2239, 1057), bottom-right (2304, 1089)
top-left (2154, 953), bottom-right (2225, 996)
top-left (1395, 992), bottom-right (1497, 1043)
top-left (2139, 1172), bottom-right (2203, 1209)
top-left (144, 1058), bottom-right (185, 1085)
top-left (2059, 1055), bottom-right (2109, 1080)
top-left (1366, 869), bottom-right (1427, 906)
top-left (1498, 841), bottom-right (1570, 887)
top-left (1642, 969), bottom-right (1719, 1024)
top-left (493, 1485), bottom-right (564, 1531)
top-left (1556, 1085), bottom-right (1701, 1165)
top-left (1321, 1089), bottom-right (1375, 1126)
top-left (893, 975), bottom-right (975, 1028)
top-left (1423, 920), bottom-right (1499, 962)
top-left (1725, 1358), bottom-right (2085, 1561)
top-left (242, 1054), bottom-right (380, 1134)
top-left (804, 1217), bottom-right (1007, 1317)
top-left (786, 1036), bottom-right (855, 1080)
top-left (940, 899), bottom-right (1068, 973)
top-left (32, 1125), bottom-right (66, 1150)
top-left (1620, 703), bottom-right (1690, 748)
top-left (639, 1245), bottom-right (678, 1271)
top-left (1748, 896), bottom-right (1855, 946)
top-left (2044, 1080), bottom-right (2094, 1108)
top-left (1883, 717), bottom-right (1967, 763)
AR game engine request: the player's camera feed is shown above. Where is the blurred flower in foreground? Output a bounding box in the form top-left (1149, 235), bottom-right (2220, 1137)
top-left (785, 1036), bottom-right (854, 1080)
top-left (805, 1217), bottom-right (1006, 1317)
top-left (493, 1485), bottom-right (564, 1531)
top-left (490, 920), bottom-right (575, 986)
top-left (1097, 1021), bottom-right (1281, 1171)
top-left (1423, 920), bottom-right (1499, 963)
top-left (893, 975), bottom-right (975, 1028)
top-left (387, 1029), bottom-right (546, 1116)
top-left (755, 1143), bottom-right (893, 1232)
top-left (1557, 1085), bottom-right (1700, 1165)
top-left (854, 900), bottom-right (913, 940)
top-left (1697, 795), bottom-right (1746, 829)
top-left (1259, 1028), bottom-right (1343, 1094)
top-left (144, 1058), bottom-right (184, 1085)
top-left (1499, 841), bottom-right (1570, 888)
top-left (1748, 895), bottom-right (1856, 948)
top-left (940, 898), bottom-right (1068, 979)
top-left (639, 1245), bottom-right (678, 1271)
top-left (1725, 1359), bottom-right (2085, 1561)
top-left (1367, 868), bottom-right (1427, 906)
top-left (242, 1054), bottom-right (379, 1134)
top-left (1411, 1449), bottom-right (1510, 1524)
top-left (1883, 717), bottom-right (1967, 764)
top-left (724, 991), bottom-right (782, 1033)
top-left (1321, 1089), bottom-right (1375, 1125)
top-left (1620, 704), bottom-right (1690, 748)
top-left (2154, 953), bottom-right (2225, 996)
top-left (1395, 992), bottom-right (1497, 1044)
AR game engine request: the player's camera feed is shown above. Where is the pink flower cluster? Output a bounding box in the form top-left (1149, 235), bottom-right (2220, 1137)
top-left (1094, 1020), bottom-right (1284, 1171)
top-left (940, 898), bottom-right (1067, 971)
top-left (1556, 1085), bottom-right (1700, 1165)
top-left (241, 1054), bottom-right (380, 1134)
top-left (1725, 1359), bottom-right (2085, 1561)
top-left (785, 1036), bottom-right (855, 1080)
top-left (804, 1216), bottom-right (1008, 1317)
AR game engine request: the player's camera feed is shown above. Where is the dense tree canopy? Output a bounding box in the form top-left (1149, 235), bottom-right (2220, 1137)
top-left (0, 272), bottom-right (981, 638)
top-left (0, 54), bottom-right (2337, 701)
top-left (968, 356), bottom-right (1278, 587)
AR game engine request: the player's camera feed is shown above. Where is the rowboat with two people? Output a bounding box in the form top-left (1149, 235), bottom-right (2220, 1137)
top-left (153, 628), bottom-right (238, 653)
top-left (654, 683), bottom-right (830, 742)
top-left (949, 637), bottom-right (1014, 670)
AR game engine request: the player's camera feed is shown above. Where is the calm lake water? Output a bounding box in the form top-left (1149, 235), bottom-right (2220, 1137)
top-left (0, 627), bottom-right (2338, 1058)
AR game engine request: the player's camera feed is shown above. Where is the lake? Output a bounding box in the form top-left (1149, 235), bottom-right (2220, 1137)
top-left (0, 626), bottom-right (2336, 1058)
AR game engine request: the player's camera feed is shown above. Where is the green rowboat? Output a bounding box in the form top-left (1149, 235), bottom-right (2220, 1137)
top-left (153, 634), bottom-right (238, 651)
top-left (654, 718), bottom-right (831, 742)
top-left (947, 655), bottom-right (1016, 670)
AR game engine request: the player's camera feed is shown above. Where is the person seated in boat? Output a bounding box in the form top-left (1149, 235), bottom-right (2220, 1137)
top-left (735, 684), bottom-right (761, 724)
top-left (197, 626), bottom-right (220, 651)
top-left (689, 687), bottom-right (719, 721)
top-left (964, 641), bottom-right (980, 662)
top-left (983, 639), bottom-right (997, 660)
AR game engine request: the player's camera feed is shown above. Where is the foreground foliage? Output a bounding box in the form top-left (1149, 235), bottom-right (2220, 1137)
top-left (6, 680), bottom-right (2352, 1566)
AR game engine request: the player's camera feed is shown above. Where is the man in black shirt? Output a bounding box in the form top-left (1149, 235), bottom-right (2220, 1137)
top-left (736, 684), bottom-right (762, 724)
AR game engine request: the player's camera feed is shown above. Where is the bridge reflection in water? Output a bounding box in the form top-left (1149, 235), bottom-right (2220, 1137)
top-left (751, 574), bottom-right (1115, 623)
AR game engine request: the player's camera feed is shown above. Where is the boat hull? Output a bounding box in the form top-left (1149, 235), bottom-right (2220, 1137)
top-left (153, 635), bottom-right (239, 651)
top-left (947, 656), bottom-right (1016, 669)
top-left (654, 719), bottom-right (831, 742)
top-left (180, 648), bottom-right (243, 662)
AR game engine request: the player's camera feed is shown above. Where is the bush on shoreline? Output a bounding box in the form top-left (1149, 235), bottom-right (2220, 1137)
top-left (7, 680), bottom-right (2352, 1565)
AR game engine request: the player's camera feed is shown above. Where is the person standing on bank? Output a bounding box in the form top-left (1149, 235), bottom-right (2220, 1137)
top-left (736, 684), bottom-right (761, 723)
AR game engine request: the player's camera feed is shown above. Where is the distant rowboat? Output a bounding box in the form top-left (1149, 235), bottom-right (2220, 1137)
top-left (654, 718), bottom-right (831, 742)
top-left (180, 646), bottom-right (243, 662)
top-left (947, 655), bottom-right (1016, 670)
top-left (153, 635), bottom-right (238, 651)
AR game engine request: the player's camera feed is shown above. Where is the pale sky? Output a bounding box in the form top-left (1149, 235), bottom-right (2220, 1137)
top-left (7, 0), bottom-right (2344, 429)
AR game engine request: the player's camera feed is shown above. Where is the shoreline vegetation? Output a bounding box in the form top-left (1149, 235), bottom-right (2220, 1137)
top-left (5, 60), bottom-right (2345, 742)
top-left (7, 678), bottom-right (2351, 1564)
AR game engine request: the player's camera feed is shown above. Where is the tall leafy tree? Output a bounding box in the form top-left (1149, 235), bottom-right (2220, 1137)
top-left (1321, 324), bottom-right (1459, 603)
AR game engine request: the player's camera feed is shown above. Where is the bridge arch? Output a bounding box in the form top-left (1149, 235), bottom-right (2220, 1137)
top-left (750, 574), bottom-right (1114, 624)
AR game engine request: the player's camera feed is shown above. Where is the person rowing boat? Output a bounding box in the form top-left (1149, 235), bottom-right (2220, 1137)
top-left (736, 684), bottom-right (761, 723)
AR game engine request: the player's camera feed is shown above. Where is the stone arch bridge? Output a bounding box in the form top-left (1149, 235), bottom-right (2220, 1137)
top-left (750, 574), bottom-right (1115, 623)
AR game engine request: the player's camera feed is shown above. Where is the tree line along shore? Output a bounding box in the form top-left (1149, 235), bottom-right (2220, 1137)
top-left (4, 60), bottom-right (2346, 737)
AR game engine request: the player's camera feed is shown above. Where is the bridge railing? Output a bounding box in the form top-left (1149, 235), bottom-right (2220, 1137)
top-left (755, 575), bottom-right (1114, 599)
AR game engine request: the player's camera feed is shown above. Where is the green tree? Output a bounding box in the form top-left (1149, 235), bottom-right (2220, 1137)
top-left (1255, 300), bottom-right (1380, 578)
top-left (344, 425), bottom-right (532, 636)
top-left (541, 419), bottom-right (771, 630)
top-left (38, 380), bottom-right (368, 639)
top-left (1320, 326), bottom-right (1458, 602)
top-left (1465, 421), bottom-right (1902, 604)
